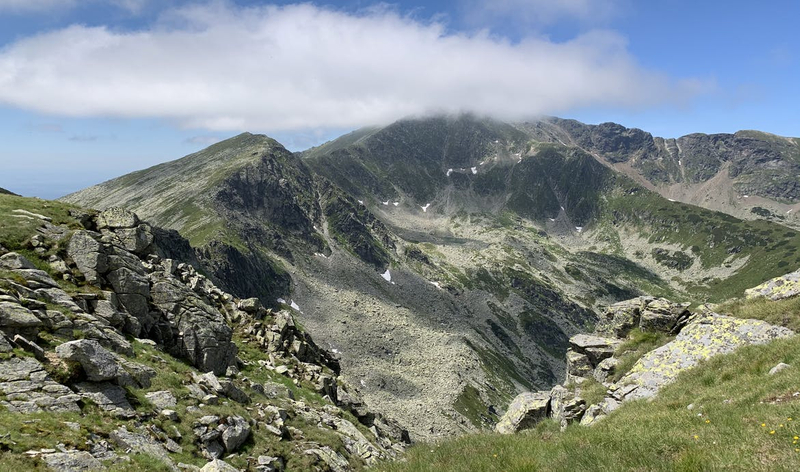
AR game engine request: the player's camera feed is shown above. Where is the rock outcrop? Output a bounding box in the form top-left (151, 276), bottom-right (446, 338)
top-left (745, 269), bottom-right (800, 301)
top-left (496, 296), bottom-right (795, 433)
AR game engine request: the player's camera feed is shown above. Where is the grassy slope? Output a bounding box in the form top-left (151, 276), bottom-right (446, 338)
top-left (377, 296), bottom-right (800, 472)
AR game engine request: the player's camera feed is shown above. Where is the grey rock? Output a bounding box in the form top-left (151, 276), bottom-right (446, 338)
top-left (199, 459), bottom-right (238, 472)
top-left (162, 409), bottom-right (179, 421)
top-left (639, 298), bottom-right (691, 334)
top-left (74, 382), bottom-right (134, 415)
top-left (263, 381), bottom-right (294, 400)
top-left (110, 426), bottom-right (177, 471)
top-left (594, 297), bottom-right (648, 338)
top-left (238, 297), bottom-right (262, 313)
top-left (55, 339), bottom-right (121, 382)
top-left (0, 301), bottom-right (43, 338)
top-left (745, 269), bottom-right (800, 301)
top-left (107, 267), bottom-right (152, 333)
top-left (42, 450), bottom-right (105, 471)
top-left (220, 415), bottom-right (251, 452)
top-left (579, 404), bottom-right (606, 426)
top-left (495, 391), bottom-right (550, 434)
top-left (0, 252), bottom-right (36, 270)
top-left (96, 207), bottom-right (139, 230)
top-left (67, 231), bottom-right (108, 284)
top-left (0, 357), bottom-right (81, 413)
top-left (550, 385), bottom-right (586, 430)
top-left (305, 446), bottom-right (350, 472)
top-left (769, 362), bottom-right (791, 375)
top-left (12, 334), bottom-right (46, 362)
top-left (593, 357), bottom-right (619, 384)
top-left (569, 334), bottom-right (621, 365)
top-left (146, 390), bottom-right (178, 409)
top-left (110, 225), bottom-right (154, 256)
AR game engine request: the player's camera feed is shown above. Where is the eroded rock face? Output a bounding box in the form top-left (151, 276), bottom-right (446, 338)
top-left (0, 357), bottom-right (81, 413)
top-left (495, 391), bottom-right (550, 434)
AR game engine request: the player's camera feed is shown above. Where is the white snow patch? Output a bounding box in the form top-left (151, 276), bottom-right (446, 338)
top-left (358, 200), bottom-right (363, 205)
top-left (575, 226), bottom-right (583, 233)
top-left (446, 168), bottom-right (453, 176)
top-left (668, 198), bottom-right (676, 202)
top-left (743, 195), bottom-right (749, 198)
top-left (360, 380), bottom-right (367, 387)
top-left (290, 300), bottom-right (301, 312)
top-left (382, 200), bottom-right (389, 206)
top-left (678, 160), bottom-right (682, 166)
top-left (517, 158), bottom-right (522, 163)
top-left (381, 269), bottom-right (392, 282)
top-left (421, 203), bottom-right (431, 212)
top-left (430, 281), bottom-right (441, 288)
top-left (331, 348), bottom-right (340, 354)
top-left (471, 167), bottom-right (477, 174)
top-left (479, 161), bottom-right (485, 166)
top-left (276, 298), bottom-right (286, 304)
top-left (549, 218), bottom-right (555, 222)
top-left (314, 252), bottom-right (327, 258)
top-left (788, 209), bottom-right (794, 214)
top-left (393, 201), bottom-right (399, 206)
top-left (494, 140), bottom-right (499, 143)
top-left (560, 206), bottom-right (565, 211)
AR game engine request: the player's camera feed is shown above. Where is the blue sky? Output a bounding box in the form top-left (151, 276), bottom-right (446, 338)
top-left (0, 0), bottom-right (797, 198)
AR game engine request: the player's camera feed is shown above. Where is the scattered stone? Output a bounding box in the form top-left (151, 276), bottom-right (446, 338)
top-left (0, 252), bottom-right (36, 270)
top-left (74, 382), bottom-right (134, 416)
top-left (220, 415), bottom-right (251, 452)
top-left (0, 301), bottom-right (43, 338)
top-left (769, 363), bottom-right (791, 375)
top-left (199, 459), bottom-right (238, 472)
top-left (12, 334), bottom-right (46, 362)
top-left (161, 409), bottom-right (179, 422)
top-left (110, 426), bottom-right (177, 471)
top-left (0, 357), bottom-right (81, 413)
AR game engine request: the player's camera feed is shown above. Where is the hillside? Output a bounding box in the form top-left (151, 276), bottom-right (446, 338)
top-left (0, 193), bottom-right (409, 470)
top-left (61, 114), bottom-right (800, 441)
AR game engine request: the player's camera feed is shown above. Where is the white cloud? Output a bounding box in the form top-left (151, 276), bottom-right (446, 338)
top-left (0, 2), bottom-right (706, 132)
top-left (0, 0), bottom-right (149, 13)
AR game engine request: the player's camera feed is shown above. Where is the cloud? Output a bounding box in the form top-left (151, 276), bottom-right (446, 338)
top-left (68, 134), bottom-right (99, 142)
top-left (0, 2), bottom-right (707, 132)
top-left (0, 0), bottom-right (149, 13)
top-left (184, 135), bottom-right (222, 145)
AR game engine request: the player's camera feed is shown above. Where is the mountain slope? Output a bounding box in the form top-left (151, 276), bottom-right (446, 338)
top-left (62, 114), bottom-right (800, 441)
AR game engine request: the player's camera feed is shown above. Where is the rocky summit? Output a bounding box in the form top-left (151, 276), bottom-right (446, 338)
top-left (3, 114), bottom-right (800, 470)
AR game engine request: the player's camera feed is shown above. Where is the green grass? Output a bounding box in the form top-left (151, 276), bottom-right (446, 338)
top-left (376, 333), bottom-right (800, 472)
top-left (0, 194), bottom-right (83, 250)
top-left (717, 296), bottom-right (800, 332)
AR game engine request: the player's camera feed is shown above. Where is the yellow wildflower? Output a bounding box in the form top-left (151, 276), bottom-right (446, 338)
top-left (770, 430), bottom-right (776, 435)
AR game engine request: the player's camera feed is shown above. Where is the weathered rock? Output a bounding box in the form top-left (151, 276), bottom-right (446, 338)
top-left (42, 450), bottom-right (105, 471)
top-left (569, 334), bottom-right (621, 365)
top-left (305, 446), bottom-right (350, 472)
top-left (495, 391), bottom-right (550, 434)
top-left (150, 278), bottom-right (236, 375)
top-left (0, 301), bottom-right (43, 338)
top-left (0, 252), bottom-right (36, 270)
top-left (67, 231), bottom-right (108, 284)
top-left (146, 390), bottom-right (178, 409)
top-left (107, 267), bottom-right (152, 333)
top-left (593, 357), bottom-right (619, 384)
top-left (96, 207), bottom-right (139, 230)
top-left (220, 415), bottom-right (251, 452)
top-left (110, 225), bottom-right (154, 256)
top-left (594, 297), bottom-right (648, 338)
top-left (745, 269), bottom-right (800, 301)
top-left (565, 349), bottom-right (593, 382)
top-left (238, 297), bottom-right (262, 313)
top-left (256, 455), bottom-right (284, 472)
top-left (199, 459), bottom-right (239, 472)
top-left (579, 404), bottom-right (606, 426)
top-left (0, 357), bottom-right (81, 413)
top-left (550, 385), bottom-right (586, 430)
top-left (12, 335), bottom-right (46, 362)
top-left (74, 382), bottom-right (134, 416)
top-left (55, 339), bottom-right (121, 382)
top-left (619, 313), bottom-right (794, 401)
top-left (639, 298), bottom-right (691, 334)
top-left (110, 426), bottom-right (177, 471)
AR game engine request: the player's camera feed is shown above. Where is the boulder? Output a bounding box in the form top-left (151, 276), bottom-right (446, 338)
top-left (639, 298), bottom-right (691, 334)
top-left (107, 267), bottom-right (152, 333)
top-left (594, 297), bottom-right (648, 338)
top-left (110, 225), bottom-right (154, 256)
top-left (74, 382), bottom-right (134, 416)
top-left (96, 207), bottom-right (139, 230)
top-left (0, 301), bottom-right (43, 338)
top-left (67, 231), bottom-right (108, 284)
top-left (495, 391), bottom-right (550, 434)
top-left (0, 252), bottom-right (36, 270)
top-left (200, 459), bottom-right (239, 472)
top-left (593, 357), bottom-right (619, 384)
top-left (146, 390), bottom-right (178, 409)
top-left (550, 385), bottom-right (586, 430)
top-left (110, 426), bottom-right (177, 470)
top-left (220, 415), bottom-right (251, 452)
top-left (42, 451), bottom-right (104, 471)
top-left (0, 357), bottom-right (81, 413)
top-left (566, 349), bottom-right (593, 381)
top-left (745, 269), bottom-right (800, 301)
top-left (569, 334), bottom-right (620, 365)
top-left (55, 339), bottom-right (121, 382)
top-left (238, 297), bottom-right (262, 313)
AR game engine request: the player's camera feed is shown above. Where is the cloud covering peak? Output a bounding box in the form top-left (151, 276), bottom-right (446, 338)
top-left (0, 2), bottom-right (706, 132)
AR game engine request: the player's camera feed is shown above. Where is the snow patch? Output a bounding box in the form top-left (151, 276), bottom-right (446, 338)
top-left (276, 298), bottom-right (286, 304)
top-left (446, 168), bottom-right (453, 177)
top-left (788, 209), bottom-right (794, 214)
top-left (393, 201), bottom-right (399, 206)
top-left (494, 140), bottom-right (499, 143)
top-left (560, 206), bottom-right (565, 211)
top-left (382, 201), bottom-right (389, 205)
top-left (575, 226), bottom-right (583, 233)
top-left (678, 160), bottom-right (682, 166)
top-left (421, 203), bottom-right (431, 212)
top-left (471, 167), bottom-right (477, 174)
top-left (668, 198), bottom-right (676, 202)
top-left (314, 252), bottom-right (327, 258)
top-left (429, 281), bottom-right (441, 288)
top-left (381, 269), bottom-right (392, 282)
top-left (743, 195), bottom-right (749, 198)
top-left (479, 161), bottom-right (485, 166)
top-left (549, 218), bottom-right (555, 222)
top-left (290, 300), bottom-right (301, 312)
top-left (360, 380), bottom-right (367, 387)
top-left (331, 348), bottom-right (340, 354)
top-left (358, 200), bottom-right (363, 205)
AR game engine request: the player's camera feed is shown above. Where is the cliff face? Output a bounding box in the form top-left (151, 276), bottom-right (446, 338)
top-left (0, 194), bottom-right (408, 471)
